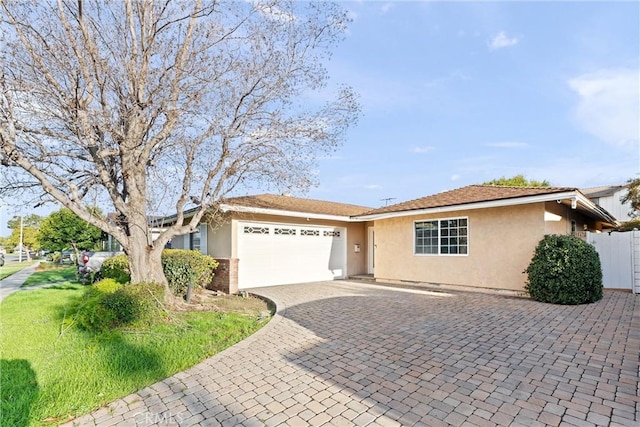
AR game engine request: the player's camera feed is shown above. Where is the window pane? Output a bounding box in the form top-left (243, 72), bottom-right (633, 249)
top-left (190, 229), bottom-right (201, 251)
top-left (415, 221), bottom-right (438, 254)
top-left (415, 218), bottom-right (467, 255)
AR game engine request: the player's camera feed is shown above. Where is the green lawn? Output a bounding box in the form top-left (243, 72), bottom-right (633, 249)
top-left (0, 261), bottom-right (37, 280)
top-left (21, 266), bottom-right (78, 287)
top-left (1, 277), bottom-right (269, 426)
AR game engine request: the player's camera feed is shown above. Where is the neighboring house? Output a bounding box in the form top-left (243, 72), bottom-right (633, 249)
top-left (581, 185), bottom-right (634, 222)
top-left (169, 185), bottom-right (616, 294)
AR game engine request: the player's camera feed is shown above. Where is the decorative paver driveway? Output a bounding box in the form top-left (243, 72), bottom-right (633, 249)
top-left (66, 281), bottom-right (639, 427)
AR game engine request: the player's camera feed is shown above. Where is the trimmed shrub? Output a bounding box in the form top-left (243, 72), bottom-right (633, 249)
top-left (75, 280), bottom-right (166, 332)
top-left (120, 282), bottom-right (167, 327)
top-left (525, 234), bottom-right (603, 305)
top-left (99, 250), bottom-right (218, 299)
top-left (92, 278), bottom-right (122, 294)
top-left (75, 279), bottom-right (123, 332)
top-left (100, 254), bottom-right (130, 284)
top-left (161, 249), bottom-right (218, 298)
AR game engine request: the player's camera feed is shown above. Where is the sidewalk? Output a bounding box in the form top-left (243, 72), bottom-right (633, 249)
top-left (0, 262), bottom-right (41, 302)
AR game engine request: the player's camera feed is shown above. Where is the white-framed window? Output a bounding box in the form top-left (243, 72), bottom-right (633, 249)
top-left (415, 217), bottom-right (468, 255)
top-left (190, 228), bottom-right (201, 251)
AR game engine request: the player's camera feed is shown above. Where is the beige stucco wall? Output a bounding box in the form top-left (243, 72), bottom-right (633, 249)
top-left (208, 220), bottom-right (232, 258)
top-left (373, 204), bottom-right (546, 291)
top-left (373, 202), bottom-right (607, 292)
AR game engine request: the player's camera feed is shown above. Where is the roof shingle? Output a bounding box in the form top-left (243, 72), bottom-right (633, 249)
top-left (222, 194), bottom-right (372, 217)
top-left (361, 185), bottom-right (578, 216)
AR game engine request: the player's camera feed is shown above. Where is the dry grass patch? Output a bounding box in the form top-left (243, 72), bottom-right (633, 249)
top-left (186, 289), bottom-right (272, 318)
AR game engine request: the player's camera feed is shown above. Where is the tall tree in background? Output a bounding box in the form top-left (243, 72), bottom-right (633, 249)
top-left (38, 208), bottom-right (103, 259)
top-left (6, 214), bottom-right (42, 260)
top-left (0, 0), bottom-right (360, 296)
top-left (621, 178), bottom-right (640, 214)
top-left (484, 174), bottom-right (551, 187)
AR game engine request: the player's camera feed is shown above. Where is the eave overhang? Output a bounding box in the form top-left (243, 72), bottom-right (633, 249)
top-left (354, 191), bottom-right (618, 227)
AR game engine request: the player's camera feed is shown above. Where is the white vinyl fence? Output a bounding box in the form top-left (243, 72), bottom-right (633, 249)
top-left (587, 230), bottom-right (640, 294)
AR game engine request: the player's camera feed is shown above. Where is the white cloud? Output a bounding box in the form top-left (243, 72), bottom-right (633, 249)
top-left (489, 31), bottom-right (519, 50)
top-left (450, 174), bottom-right (461, 181)
top-left (364, 184), bottom-right (382, 190)
top-left (486, 142), bottom-right (530, 148)
top-left (568, 68), bottom-right (639, 148)
top-left (410, 146), bottom-right (436, 154)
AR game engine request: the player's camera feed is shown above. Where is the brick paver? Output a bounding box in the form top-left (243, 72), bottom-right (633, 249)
top-left (62, 281), bottom-right (639, 426)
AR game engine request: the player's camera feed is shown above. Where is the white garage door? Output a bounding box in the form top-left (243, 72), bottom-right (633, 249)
top-left (237, 221), bottom-right (346, 289)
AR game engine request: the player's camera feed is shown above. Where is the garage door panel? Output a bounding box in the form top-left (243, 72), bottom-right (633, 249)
top-left (238, 222), bottom-right (345, 289)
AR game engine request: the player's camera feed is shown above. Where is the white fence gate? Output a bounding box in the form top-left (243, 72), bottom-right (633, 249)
top-left (587, 230), bottom-right (640, 294)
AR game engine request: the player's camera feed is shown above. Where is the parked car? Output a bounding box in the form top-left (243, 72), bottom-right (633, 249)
top-left (60, 250), bottom-right (75, 264)
top-left (79, 251), bottom-right (123, 274)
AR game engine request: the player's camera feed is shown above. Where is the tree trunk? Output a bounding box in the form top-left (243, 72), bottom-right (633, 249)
top-left (125, 222), bottom-right (178, 306)
top-left (127, 240), bottom-right (166, 284)
top-left (71, 243), bottom-right (79, 266)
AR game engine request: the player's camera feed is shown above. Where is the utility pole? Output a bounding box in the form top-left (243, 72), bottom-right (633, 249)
top-left (18, 215), bottom-right (24, 263)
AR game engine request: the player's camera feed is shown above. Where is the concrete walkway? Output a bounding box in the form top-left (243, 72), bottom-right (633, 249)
top-left (0, 261), bottom-right (41, 302)
top-left (63, 281), bottom-right (639, 427)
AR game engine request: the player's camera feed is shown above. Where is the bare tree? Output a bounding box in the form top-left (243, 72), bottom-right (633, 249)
top-left (0, 0), bottom-right (359, 298)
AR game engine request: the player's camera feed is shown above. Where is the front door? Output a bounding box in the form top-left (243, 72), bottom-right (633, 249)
top-left (367, 226), bottom-right (375, 274)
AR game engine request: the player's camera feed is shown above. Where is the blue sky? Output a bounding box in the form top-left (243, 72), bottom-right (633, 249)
top-left (306, 0), bottom-right (640, 209)
top-left (1, 0), bottom-right (638, 235)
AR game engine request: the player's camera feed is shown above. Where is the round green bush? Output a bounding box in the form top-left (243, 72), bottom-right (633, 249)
top-left (161, 249), bottom-right (218, 298)
top-left (100, 254), bottom-right (131, 284)
top-left (119, 282), bottom-right (167, 327)
top-left (525, 234), bottom-right (603, 305)
top-left (75, 280), bottom-right (166, 332)
top-left (92, 278), bottom-right (122, 294)
top-left (76, 279), bottom-right (123, 332)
